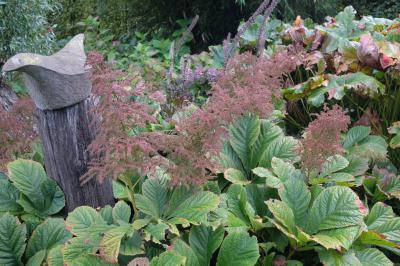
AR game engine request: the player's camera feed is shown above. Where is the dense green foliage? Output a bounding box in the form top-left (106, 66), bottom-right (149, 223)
top-left (50, 0), bottom-right (394, 51)
top-left (0, 0), bottom-right (58, 61)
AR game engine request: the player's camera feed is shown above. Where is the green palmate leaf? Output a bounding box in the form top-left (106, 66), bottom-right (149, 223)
top-left (189, 225), bottom-right (224, 266)
top-left (365, 202), bottom-right (395, 229)
top-left (320, 155), bottom-right (349, 177)
top-left (172, 239), bottom-right (200, 266)
top-left (216, 231), bottom-right (259, 266)
top-left (311, 225), bottom-right (363, 250)
top-left (26, 249), bottom-right (46, 266)
top-left (99, 226), bottom-right (131, 263)
top-left (135, 178), bottom-right (167, 219)
top-left (229, 115), bottom-right (261, 170)
top-left (354, 248), bottom-right (393, 266)
top-left (112, 201), bottom-right (131, 224)
top-left (306, 186), bottom-right (364, 234)
top-left (343, 126), bottom-right (371, 149)
top-left (65, 206), bottom-right (106, 236)
top-left (0, 213), bottom-right (26, 266)
top-left (0, 179), bottom-right (22, 215)
top-left (47, 245), bottom-right (63, 266)
top-left (278, 177), bottom-right (311, 227)
top-left (167, 191), bottom-right (219, 224)
top-left (318, 249), bottom-right (361, 266)
top-left (372, 217), bottom-right (400, 243)
top-left (260, 137), bottom-right (299, 168)
top-left (319, 6), bottom-right (361, 52)
top-left (298, 73), bottom-right (384, 107)
top-left (8, 159), bottom-right (65, 217)
top-left (224, 168), bottom-right (250, 185)
top-left (26, 218), bottom-right (72, 258)
top-left (266, 199), bottom-right (297, 235)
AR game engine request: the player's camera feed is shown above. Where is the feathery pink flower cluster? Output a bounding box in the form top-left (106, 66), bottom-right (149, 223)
top-left (85, 48), bottom-right (303, 186)
top-left (300, 105), bottom-right (350, 173)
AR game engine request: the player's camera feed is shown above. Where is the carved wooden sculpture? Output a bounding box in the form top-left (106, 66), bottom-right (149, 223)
top-left (2, 34), bottom-right (114, 212)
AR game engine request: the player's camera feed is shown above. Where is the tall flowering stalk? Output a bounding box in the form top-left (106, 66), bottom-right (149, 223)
top-left (300, 105), bottom-right (350, 174)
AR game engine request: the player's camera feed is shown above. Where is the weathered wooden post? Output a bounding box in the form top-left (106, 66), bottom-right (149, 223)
top-left (2, 34), bottom-right (114, 212)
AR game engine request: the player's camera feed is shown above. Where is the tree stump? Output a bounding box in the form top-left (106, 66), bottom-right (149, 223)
top-left (37, 97), bottom-right (114, 211)
top-left (2, 34), bottom-right (115, 212)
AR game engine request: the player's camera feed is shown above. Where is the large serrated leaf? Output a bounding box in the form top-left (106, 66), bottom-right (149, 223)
top-left (311, 225), bottom-right (363, 250)
top-left (189, 225), bottom-right (224, 266)
top-left (251, 120), bottom-right (283, 168)
top-left (167, 191), bottom-right (219, 224)
top-left (135, 178), bottom-right (167, 219)
top-left (63, 235), bottom-right (102, 265)
top-left (261, 137), bottom-right (299, 167)
top-left (172, 239), bottom-right (200, 266)
top-left (0, 213), bottom-right (26, 266)
top-left (278, 177), bottom-right (310, 227)
top-left (318, 249), bottom-right (361, 266)
top-left (343, 126), bottom-right (371, 149)
top-left (216, 231), bottom-right (259, 266)
top-left (252, 167), bottom-right (282, 188)
top-left (99, 226), bottom-right (131, 263)
top-left (224, 168), bottom-right (250, 185)
top-left (271, 157), bottom-right (298, 182)
top-left (348, 135), bottom-right (388, 161)
top-left (320, 155), bottom-right (349, 177)
top-left (229, 115), bottom-right (261, 170)
top-left (65, 206), bottom-right (106, 236)
top-left (306, 186), bottom-right (364, 234)
top-left (150, 250), bottom-right (186, 266)
top-left (219, 142), bottom-right (245, 173)
top-left (266, 199), bottom-right (297, 235)
top-left (354, 248), bottom-right (393, 266)
top-left (8, 159), bottom-right (65, 217)
top-left (0, 179), bottom-right (22, 215)
top-left (47, 245), bottom-right (63, 266)
top-left (26, 218), bottom-right (72, 258)
top-left (366, 202), bottom-right (395, 229)
top-left (372, 217), bottom-right (400, 243)
top-left (112, 201), bottom-right (131, 224)
top-left (26, 249), bottom-right (46, 266)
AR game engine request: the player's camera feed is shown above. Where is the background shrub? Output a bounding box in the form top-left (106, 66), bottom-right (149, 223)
top-left (0, 0), bottom-right (58, 62)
